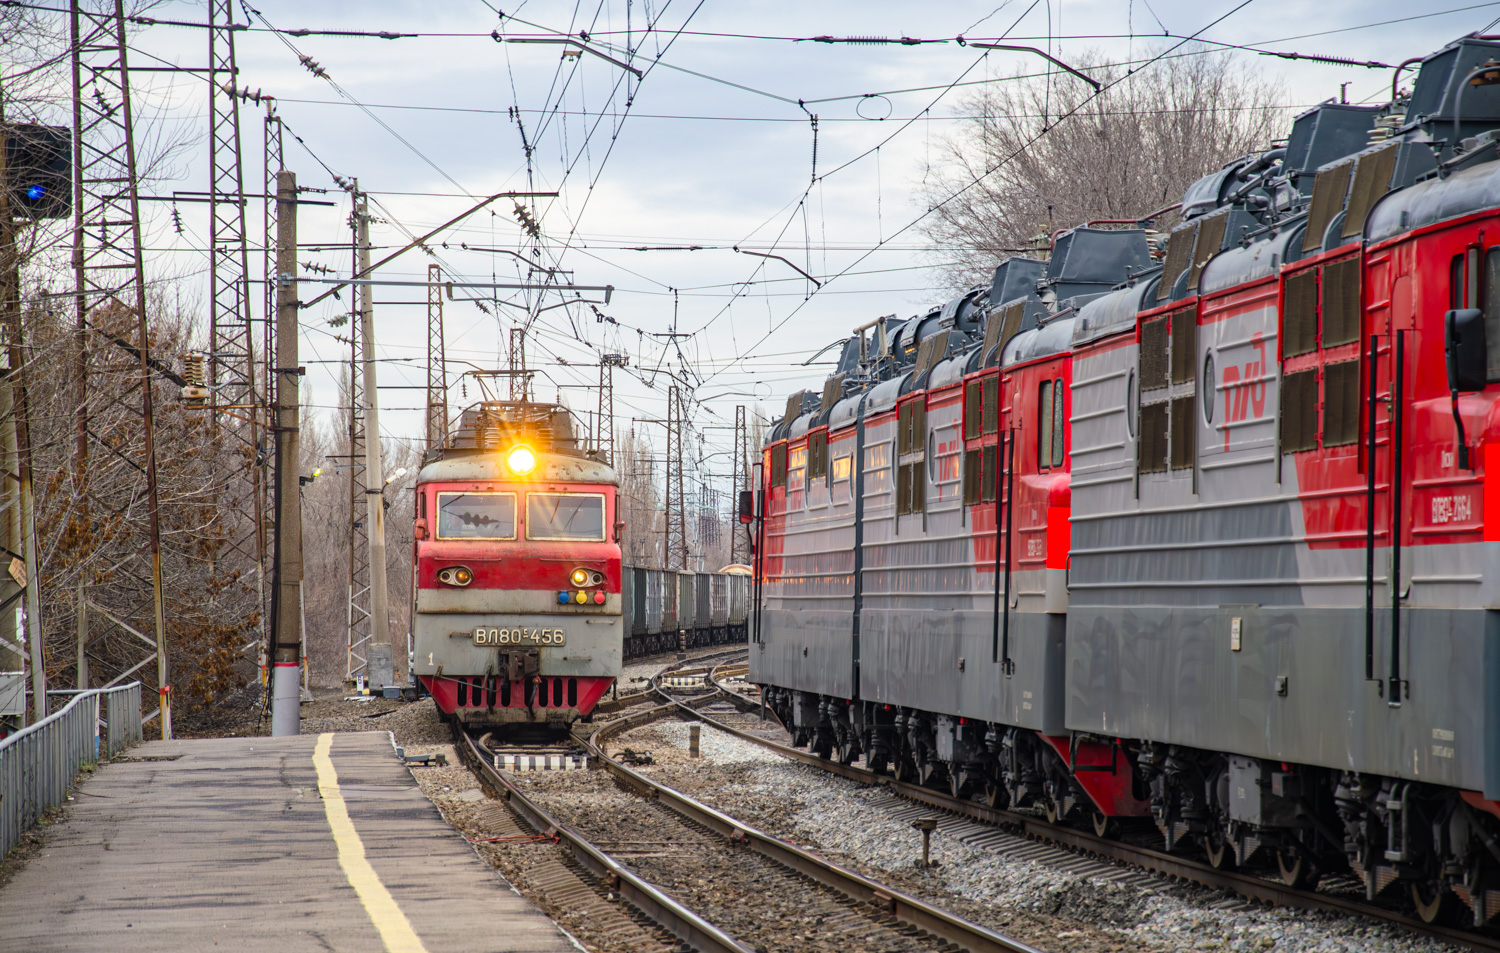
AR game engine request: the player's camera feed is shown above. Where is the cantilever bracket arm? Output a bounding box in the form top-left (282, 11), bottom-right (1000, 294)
top-left (733, 247), bottom-right (823, 287)
top-left (504, 37), bottom-right (645, 78)
top-left (298, 190), bottom-right (558, 311)
top-left (967, 43), bottom-right (1103, 91)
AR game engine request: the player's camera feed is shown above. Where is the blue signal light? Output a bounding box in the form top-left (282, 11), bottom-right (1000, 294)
top-left (24, 184), bottom-right (45, 202)
top-left (557, 591), bottom-right (570, 604)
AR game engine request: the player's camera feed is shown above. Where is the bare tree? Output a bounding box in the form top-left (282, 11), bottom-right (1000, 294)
top-left (916, 47), bottom-right (1288, 293)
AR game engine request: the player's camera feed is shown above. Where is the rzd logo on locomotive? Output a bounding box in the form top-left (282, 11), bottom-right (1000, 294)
top-left (1220, 333), bottom-right (1268, 451)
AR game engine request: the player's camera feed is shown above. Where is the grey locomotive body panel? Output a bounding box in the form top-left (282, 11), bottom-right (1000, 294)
top-left (752, 416), bottom-right (859, 698)
top-left (1064, 271), bottom-right (1500, 792)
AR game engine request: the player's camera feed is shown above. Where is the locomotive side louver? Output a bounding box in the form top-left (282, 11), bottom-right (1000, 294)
top-left (1138, 403), bottom-right (1169, 473)
top-left (1323, 360), bottom-right (1361, 447)
top-left (1186, 213), bottom-right (1228, 292)
top-left (1170, 309), bottom-right (1197, 385)
top-left (1170, 396), bottom-right (1196, 470)
top-left (1280, 369), bottom-right (1320, 452)
top-left (964, 380), bottom-right (982, 440)
top-left (1341, 143), bottom-right (1400, 240)
top-left (1302, 162), bottom-right (1353, 253)
top-left (1283, 271), bottom-right (1319, 357)
top-left (820, 374), bottom-right (845, 412)
top-left (982, 376), bottom-right (999, 434)
top-left (1322, 258), bottom-right (1361, 347)
top-left (1140, 316), bottom-right (1169, 390)
top-left (1156, 223), bottom-right (1197, 300)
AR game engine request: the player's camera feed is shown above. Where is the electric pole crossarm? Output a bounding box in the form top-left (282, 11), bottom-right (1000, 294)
top-left (298, 190), bottom-right (557, 311)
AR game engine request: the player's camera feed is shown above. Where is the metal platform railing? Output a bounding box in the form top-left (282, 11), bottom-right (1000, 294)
top-left (0, 683), bottom-right (142, 856)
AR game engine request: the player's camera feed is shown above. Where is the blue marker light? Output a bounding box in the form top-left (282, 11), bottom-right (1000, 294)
top-left (24, 184), bottom-right (45, 202)
top-left (557, 591), bottom-right (570, 604)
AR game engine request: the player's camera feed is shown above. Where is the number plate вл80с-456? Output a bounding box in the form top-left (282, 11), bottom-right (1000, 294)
top-left (472, 626), bottom-right (567, 646)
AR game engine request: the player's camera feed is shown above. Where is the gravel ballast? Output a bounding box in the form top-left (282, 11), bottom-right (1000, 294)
top-left (621, 719), bottom-right (1467, 953)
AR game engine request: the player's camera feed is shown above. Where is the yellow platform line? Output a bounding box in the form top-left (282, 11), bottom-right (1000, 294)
top-left (313, 733), bottom-right (430, 953)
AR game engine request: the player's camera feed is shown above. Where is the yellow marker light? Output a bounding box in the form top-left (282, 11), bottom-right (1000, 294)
top-left (575, 590), bottom-right (588, 604)
top-left (506, 444), bottom-right (537, 475)
top-left (570, 569), bottom-right (589, 587)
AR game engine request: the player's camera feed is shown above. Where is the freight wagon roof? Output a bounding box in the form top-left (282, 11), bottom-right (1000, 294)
top-left (418, 452), bottom-right (617, 485)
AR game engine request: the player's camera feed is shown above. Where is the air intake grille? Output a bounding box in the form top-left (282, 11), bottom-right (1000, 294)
top-left (770, 443), bottom-right (788, 487)
top-left (964, 449), bottom-right (981, 504)
top-left (1140, 315), bottom-right (1169, 390)
top-left (1280, 369), bottom-right (1320, 453)
top-left (1157, 223), bottom-right (1197, 301)
top-left (1139, 402), bottom-right (1169, 473)
top-left (964, 380), bottom-right (982, 439)
top-left (1170, 396), bottom-right (1196, 470)
top-left (1187, 213), bottom-right (1227, 291)
top-left (1283, 270), bottom-right (1319, 358)
top-left (820, 374), bottom-right (845, 412)
top-left (1321, 258), bottom-right (1361, 347)
top-left (807, 430), bottom-right (828, 479)
top-left (982, 376), bottom-right (999, 433)
top-left (784, 391), bottom-right (808, 427)
top-left (982, 444), bottom-right (998, 501)
top-left (1302, 162), bottom-right (1352, 253)
top-left (1170, 308), bottom-right (1197, 385)
top-left (1341, 143), bottom-right (1399, 240)
top-left (1323, 360), bottom-right (1360, 447)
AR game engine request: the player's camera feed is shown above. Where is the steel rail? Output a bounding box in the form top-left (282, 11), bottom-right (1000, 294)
top-left (685, 670), bottom-right (1500, 953)
top-left (453, 725), bottom-right (755, 953)
top-left (580, 673), bottom-right (1048, 953)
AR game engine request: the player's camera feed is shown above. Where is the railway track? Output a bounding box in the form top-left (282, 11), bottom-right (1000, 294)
top-left (453, 652), bottom-right (1045, 953)
top-left (650, 662), bottom-right (1500, 953)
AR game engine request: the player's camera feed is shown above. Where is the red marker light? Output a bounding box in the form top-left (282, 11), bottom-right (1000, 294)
top-left (593, 590), bottom-right (605, 604)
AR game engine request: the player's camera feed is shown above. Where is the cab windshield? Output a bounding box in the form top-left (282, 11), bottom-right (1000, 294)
top-left (436, 492), bottom-right (516, 539)
top-left (527, 493), bottom-right (605, 541)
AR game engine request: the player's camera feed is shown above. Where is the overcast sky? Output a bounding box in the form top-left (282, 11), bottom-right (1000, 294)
top-left (48, 0), bottom-right (1500, 502)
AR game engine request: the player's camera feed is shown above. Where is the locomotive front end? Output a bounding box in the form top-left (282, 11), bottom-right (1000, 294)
top-left (411, 402), bottom-right (622, 731)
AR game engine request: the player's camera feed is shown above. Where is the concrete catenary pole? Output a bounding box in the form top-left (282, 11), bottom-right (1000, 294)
top-left (270, 170), bottom-right (303, 736)
top-left (355, 188), bottom-right (393, 689)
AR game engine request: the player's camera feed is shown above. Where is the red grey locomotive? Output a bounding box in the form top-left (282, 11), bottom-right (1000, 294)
top-left (412, 400), bottom-right (621, 730)
top-left (752, 35), bottom-right (1500, 925)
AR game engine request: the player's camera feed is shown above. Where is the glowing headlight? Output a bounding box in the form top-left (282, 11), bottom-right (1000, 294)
top-left (506, 444), bottom-right (537, 475)
top-left (571, 568), bottom-right (589, 587)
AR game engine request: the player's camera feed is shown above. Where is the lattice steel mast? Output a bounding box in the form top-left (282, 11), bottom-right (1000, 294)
top-left (70, 0), bottom-right (170, 736)
top-left (426, 264), bottom-right (446, 452)
top-left (665, 384), bottom-right (688, 570)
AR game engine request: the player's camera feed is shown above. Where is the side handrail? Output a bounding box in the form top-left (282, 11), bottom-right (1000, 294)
top-left (0, 682), bottom-right (142, 856)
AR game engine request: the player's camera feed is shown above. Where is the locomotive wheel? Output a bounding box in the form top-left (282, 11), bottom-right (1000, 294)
top-left (1202, 832), bottom-right (1234, 870)
top-left (894, 756), bottom-right (918, 784)
top-left (983, 780), bottom-right (1009, 809)
top-left (1044, 796), bottom-right (1060, 825)
top-left (1276, 850), bottom-right (1321, 890)
top-left (1091, 812), bottom-right (1115, 839)
top-left (1411, 882), bottom-right (1454, 925)
top-left (834, 735), bottom-right (858, 766)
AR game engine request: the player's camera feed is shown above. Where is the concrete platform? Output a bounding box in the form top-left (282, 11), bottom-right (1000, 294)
top-left (0, 731), bottom-right (577, 952)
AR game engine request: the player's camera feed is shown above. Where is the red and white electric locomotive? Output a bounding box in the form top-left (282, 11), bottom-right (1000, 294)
top-left (752, 35), bottom-right (1500, 926)
top-left (411, 400), bottom-right (622, 731)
